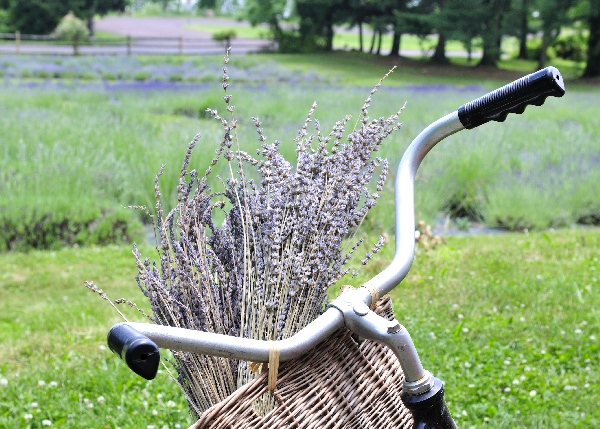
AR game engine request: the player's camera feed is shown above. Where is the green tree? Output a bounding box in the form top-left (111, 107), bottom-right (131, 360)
top-left (296, 0), bottom-right (348, 52)
top-left (534, 0), bottom-right (577, 69)
top-left (583, 0), bottom-right (600, 77)
top-left (55, 11), bottom-right (90, 54)
top-left (83, 0), bottom-right (128, 36)
top-left (478, 0), bottom-right (512, 67)
top-left (4, 0), bottom-right (126, 35)
top-left (245, 0), bottom-right (290, 50)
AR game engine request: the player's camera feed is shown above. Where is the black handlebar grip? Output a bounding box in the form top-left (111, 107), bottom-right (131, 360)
top-left (458, 66), bottom-right (565, 129)
top-left (107, 323), bottom-right (160, 380)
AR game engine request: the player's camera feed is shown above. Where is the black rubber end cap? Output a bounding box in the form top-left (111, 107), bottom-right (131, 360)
top-left (107, 323), bottom-right (160, 380)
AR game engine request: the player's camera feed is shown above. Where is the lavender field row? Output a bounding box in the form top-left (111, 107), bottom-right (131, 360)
top-left (1, 54), bottom-right (599, 251)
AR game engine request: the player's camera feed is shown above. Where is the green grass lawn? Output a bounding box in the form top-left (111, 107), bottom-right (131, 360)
top-left (183, 23), bottom-right (271, 40)
top-left (0, 229), bottom-right (598, 428)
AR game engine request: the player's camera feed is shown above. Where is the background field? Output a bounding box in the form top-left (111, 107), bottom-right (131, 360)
top-left (0, 52), bottom-right (599, 428)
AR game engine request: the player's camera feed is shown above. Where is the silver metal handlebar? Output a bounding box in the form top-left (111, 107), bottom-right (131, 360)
top-left (108, 111), bottom-right (466, 392)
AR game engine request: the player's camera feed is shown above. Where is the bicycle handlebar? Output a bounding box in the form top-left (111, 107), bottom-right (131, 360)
top-left (458, 66), bottom-right (565, 129)
top-left (107, 67), bottom-right (565, 385)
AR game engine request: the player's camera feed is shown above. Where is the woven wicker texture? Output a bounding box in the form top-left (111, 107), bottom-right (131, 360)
top-left (190, 296), bottom-right (413, 429)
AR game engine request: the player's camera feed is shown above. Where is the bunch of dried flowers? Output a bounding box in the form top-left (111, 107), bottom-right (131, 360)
top-left (112, 49), bottom-right (405, 418)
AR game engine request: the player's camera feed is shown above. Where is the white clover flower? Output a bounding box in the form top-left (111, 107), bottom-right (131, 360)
top-left (152, 410), bottom-right (158, 416)
top-left (31, 402), bottom-right (38, 408)
top-left (42, 419), bottom-right (52, 426)
top-left (589, 335), bottom-right (596, 341)
top-left (462, 327), bottom-right (469, 333)
top-left (461, 410), bottom-right (468, 416)
top-left (0, 378), bottom-right (7, 387)
top-left (38, 380), bottom-right (46, 387)
top-left (175, 425), bottom-right (181, 429)
top-left (574, 328), bottom-right (582, 334)
top-left (429, 332), bottom-right (437, 339)
top-left (520, 375), bottom-right (526, 381)
top-left (97, 396), bottom-right (105, 403)
top-left (87, 403), bottom-right (94, 408)
top-left (99, 345), bottom-right (107, 351)
top-left (519, 317), bottom-right (525, 322)
top-left (468, 384), bottom-right (475, 388)
top-left (504, 387), bottom-right (511, 392)
top-left (529, 390), bottom-right (537, 397)
top-left (24, 414), bottom-right (33, 420)
top-left (49, 381), bottom-right (58, 388)
top-left (458, 314), bottom-right (464, 319)
top-left (157, 393), bottom-right (163, 399)
top-left (147, 426), bottom-right (155, 429)
top-left (504, 360), bottom-right (511, 365)
top-left (512, 379), bottom-right (519, 385)
top-left (166, 400), bottom-right (176, 407)
top-left (464, 362), bottom-right (471, 368)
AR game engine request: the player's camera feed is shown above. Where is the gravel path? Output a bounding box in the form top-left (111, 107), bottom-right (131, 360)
top-left (95, 16), bottom-right (260, 38)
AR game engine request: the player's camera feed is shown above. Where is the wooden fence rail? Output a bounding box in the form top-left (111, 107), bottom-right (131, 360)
top-left (0, 32), bottom-right (273, 55)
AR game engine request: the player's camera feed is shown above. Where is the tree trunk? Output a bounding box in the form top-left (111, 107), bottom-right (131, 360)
top-left (87, 15), bottom-right (95, 37)
top-left (389, 30), bottom-right (401, 56)
top-left (369, 27), bottom-right (377, 53)
top-left (325, 14), bottom-right (334, 51)
top-left (431, 33), bottom-right (449, 64)
top-left (583, 0), bottom-right (600, 77)
top-left (518, 0), bottom-right (528, 59)
top-left (358, 21), bottom-right (363, 52)
top-left (538, 29), bottom-right (549, 70)
top-left (376, 29), bottom-right (383, 55)
top-left (478, 0), bottom-right (508, 67)
top-left (479, 33), bottom-right (501, 66)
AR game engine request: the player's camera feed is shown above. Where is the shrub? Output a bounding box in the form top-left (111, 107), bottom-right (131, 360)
top-left (57, 69), bottom-right (79, 79)
top-left (20, 69), bottom-right (34, 78)
top-left (79, 71), bottom-right (98, 80)
top-left (101, 71), bottom-right (117, 80)
top-left (172, 106), bottom-right (198, 118)
top-left (0, 206), bottom-right (141, 252)
top-left (37, 69), bottom-right (52, 79)
top-left (168, 73), bottom-right (183, 82)
top-left (551, 33), bottom-right (587, 63)
top-left (133, 71), bottom-right (150, 81)
top-left (211, 29), bottom-right (236, 46)
top-left (152, 74), bottom-right (167, 81)
top-left (185, 75), bottom-right (201, 83)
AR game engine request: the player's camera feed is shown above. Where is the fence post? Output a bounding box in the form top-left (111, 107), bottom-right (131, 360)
top-left (15, 31), bottom-right (20, 55)
top-left (126, 35), bottom-right (131, 55)
top-left (178, 36), bottom-right (183, 55)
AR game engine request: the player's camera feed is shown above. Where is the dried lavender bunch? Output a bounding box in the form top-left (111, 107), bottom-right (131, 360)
top-left (132, 49), bottom-right (404, 418)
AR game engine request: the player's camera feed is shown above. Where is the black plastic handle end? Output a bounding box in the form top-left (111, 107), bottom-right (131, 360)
top-left (458, 66), bottom-right (565, 129)
top-left (107, 323), bottom-right (160, 380)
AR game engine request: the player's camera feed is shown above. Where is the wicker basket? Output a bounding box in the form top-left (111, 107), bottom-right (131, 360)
top-left (190, 296), bottom-right (413, 429)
